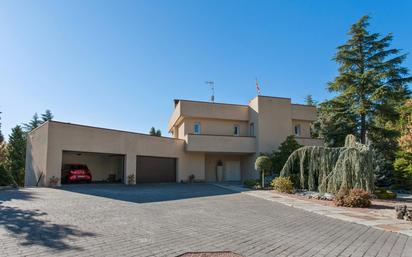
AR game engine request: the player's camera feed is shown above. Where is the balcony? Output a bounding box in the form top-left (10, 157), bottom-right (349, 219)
top-left (295, 137), bottom-right (324, 146)
top-left (185, 134), bottom-right (256, 153)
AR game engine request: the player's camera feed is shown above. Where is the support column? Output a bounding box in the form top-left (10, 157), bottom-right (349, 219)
top-left (124, 153), bottom-right (136, 185)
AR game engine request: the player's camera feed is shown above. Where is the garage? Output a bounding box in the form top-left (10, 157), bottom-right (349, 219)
top-left (61, 151), bottom-right (125, 184)
top-left (136, 156), bottom-right (176, 183)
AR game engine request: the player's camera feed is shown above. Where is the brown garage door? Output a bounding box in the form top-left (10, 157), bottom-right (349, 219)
top-left (136, 156), bottom-right (176, 183)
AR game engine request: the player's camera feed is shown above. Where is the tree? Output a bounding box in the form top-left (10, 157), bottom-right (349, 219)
top-left (304, 95), bottom-right (317, 106)
top-left (398, 99), bottom-right (412, 153)
top-left (317, 16), bottom-right (411, 184)
top-left (41, 109), bottom-right (54, 122)
top-left (328, 15), bottom-right (411, 144)
top-left (6, 126), bottom-right (26, 186)
top-left (255, 156), bottom-right (272, 188)
top-left (149, 127), bottom-right (161, 136)
top-left (23, 113), bottom-right (42, 132)
top-left (393, 99), bottom-right (412, 190)
top-left (267, 136), bottom-right (303, 173)
top-left (312, 96), bottom-right (358, 146)
top-left (0, 111), bottom-right (4, 143)
top-left (0, 111), bottom-right (5, 165)
top-left (0, 164), bottom-right (15, 186)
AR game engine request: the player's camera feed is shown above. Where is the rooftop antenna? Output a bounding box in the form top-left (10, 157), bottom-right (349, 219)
top-left (205, 81), bottom-right (215, 102)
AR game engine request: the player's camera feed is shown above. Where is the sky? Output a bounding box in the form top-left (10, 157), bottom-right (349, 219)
top-left (1, 0), bottom-right (411, 139)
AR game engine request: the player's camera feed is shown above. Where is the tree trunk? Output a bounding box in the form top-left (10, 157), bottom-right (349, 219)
top-left (360, 113), bottom-right (366, 144)
top-left (261, 171), bottom-right (264, 189)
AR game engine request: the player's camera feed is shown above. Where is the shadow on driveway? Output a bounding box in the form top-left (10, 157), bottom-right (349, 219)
top-left (0, 189), bottom-right (96, 251)
top-left (59, 183), bottom-right (237, 203)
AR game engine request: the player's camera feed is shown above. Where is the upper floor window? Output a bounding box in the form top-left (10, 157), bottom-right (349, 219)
top-left (249, 123), bottom-right (255, 136)
top-left (233, 125), bottom-right (240, 136)
top-left (294, 124), bottom-right (301, 136)
top-left (194, 122), bottom-right (201, 134)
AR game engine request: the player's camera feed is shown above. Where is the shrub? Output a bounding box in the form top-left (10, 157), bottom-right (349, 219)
top-left (49, 176), bottom-right (59, 187)
top-left (0, 164), bottom-right (16, 186)
top-left (127, 174), bottom-right (135, 185)
top-left (271, 176), bottom-right (293, 193)
top-left (334, 188), bottom-right (371, 208)
top-left (374, 188), bottom-right (397, 199)
top-left (255, 156), bottom-right (272, 188)
top-left (243, 179), bottom-right (259, 188)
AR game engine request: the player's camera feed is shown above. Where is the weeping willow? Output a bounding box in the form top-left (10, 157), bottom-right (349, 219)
top-left (280, 135), bottom-right (375, 194)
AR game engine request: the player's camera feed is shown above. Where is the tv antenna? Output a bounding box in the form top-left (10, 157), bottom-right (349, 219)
top-left (205, 81), bottom-right (215, 102)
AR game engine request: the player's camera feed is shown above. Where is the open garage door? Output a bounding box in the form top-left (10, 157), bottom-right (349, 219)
top-left (61, 151), bottom-right (125, 184)
top-left (136, 156), bottom-right (176, 183)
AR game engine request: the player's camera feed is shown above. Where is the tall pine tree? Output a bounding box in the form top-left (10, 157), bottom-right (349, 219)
top-left (23, 113), bottom-right (42, 132)
top-left (41, 109), bottom-right (54, 122)
top-left (0, 111), bottom-right (6, 166)
top-left (6, 125), bottom-right (26, 186)
top-left (319, 15), bottom-right (411, 184)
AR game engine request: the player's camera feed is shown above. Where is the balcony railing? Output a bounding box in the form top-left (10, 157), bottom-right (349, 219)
top-left (185, 134), bottom-right (256, 153)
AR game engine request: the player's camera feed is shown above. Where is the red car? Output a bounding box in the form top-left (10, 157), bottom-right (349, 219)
top-left (63, 164), bottom-right (92, 184)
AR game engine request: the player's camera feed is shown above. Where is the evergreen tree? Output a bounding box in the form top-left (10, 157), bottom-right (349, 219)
top-left (6, 125), bottom-right (26, 186)
top-left (149, 127), bottom-right (161, 136)
top-left (149, 127), bottom-right (156, 136)
top-left (327, 15), bottom-right (411, 144)
top-left (316, 16), bottom-right (411, 184)
top-left (0, 111), bottom-right (6, 166)
top-left (0, 111), bottom-right (4, 143)
top-left (41, 109), bottom-right (54, 122)
top-left (23, 113), bottom-right (42, 132)
top-left (312, 96), bottom-right (358, 146)
top-left (304, 95), bottom-right (317, 106)
top-left (266, 136), bottom-right (303, 173)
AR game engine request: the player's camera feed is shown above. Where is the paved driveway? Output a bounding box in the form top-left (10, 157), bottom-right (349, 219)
top-left (0, 184), bottom-right (411, 257)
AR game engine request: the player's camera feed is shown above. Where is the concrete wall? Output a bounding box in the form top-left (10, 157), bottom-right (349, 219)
top-left (205, 154), bottom-right (253, 182)
top-left (185, 134), bottom-right (255, 153)
top-left (292, 120), bottom-right (312, 138)
top-left (255, 96), bottom-right (293, 153)
top-left (25, 122), bottom-right (49, 186)
top-left (181, 118), bottom-right (249, 137)
top-left (26, 121), bottom-right (205, 186)
top-left (168, 100), bottom-right (249, 132)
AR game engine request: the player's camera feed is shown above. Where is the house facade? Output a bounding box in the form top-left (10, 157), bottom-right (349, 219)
top-left (25, 95), bottom-right (323, 187)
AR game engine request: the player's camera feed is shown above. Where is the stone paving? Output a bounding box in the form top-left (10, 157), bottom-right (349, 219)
top-left (0, 183), bottom-right (411, 257)
top-left (214, 184), bottom-right (412, 237)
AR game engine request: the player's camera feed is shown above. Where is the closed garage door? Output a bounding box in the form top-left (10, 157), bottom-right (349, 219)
top-left (136, 156), bottom-right (176, 183)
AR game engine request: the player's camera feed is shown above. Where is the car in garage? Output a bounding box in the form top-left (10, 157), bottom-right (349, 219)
top-left (62, 164), bottom-right (92, 184)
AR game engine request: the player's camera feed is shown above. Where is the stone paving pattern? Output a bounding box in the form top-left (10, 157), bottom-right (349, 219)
top-left (214, 184), bottom-right (412, 237)
top-left (0, 184), bottom-right (411, 257)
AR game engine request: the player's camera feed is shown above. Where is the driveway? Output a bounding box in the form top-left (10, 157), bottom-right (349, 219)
top-left (0, 184), bottom-right (411, 257)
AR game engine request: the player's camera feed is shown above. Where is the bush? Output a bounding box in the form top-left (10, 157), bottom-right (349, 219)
top-left (243, 179), bottom-right (259, 188)
top-left (374, 188), bottom-right (397, 199)
top-left (334, 188), bottom-right (371, 208)
top-left (271, 176), bottom-right (293, 193)
top-left (0, 164), bottom-right (16, 186)
top-left (255, 156), bottom-right (272, 188)
top-left (264, 136), bottom-right (303, 174)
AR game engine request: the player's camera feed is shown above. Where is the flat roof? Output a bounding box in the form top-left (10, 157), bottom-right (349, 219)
top-left (30, 120), bottom-right (184, 141)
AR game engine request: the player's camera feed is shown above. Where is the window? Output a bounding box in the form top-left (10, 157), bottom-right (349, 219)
top-left (294, 124), bottom-right (301, 136)
top-left (233, 125), bottom-right (240, 136)
top-left (194, 122), bottom-right (201, 134)
top-left (249, 123), bottom-right (255, 136)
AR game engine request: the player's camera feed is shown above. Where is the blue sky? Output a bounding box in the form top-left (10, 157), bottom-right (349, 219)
top-left (1, 0), bottom-right (411, 139)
